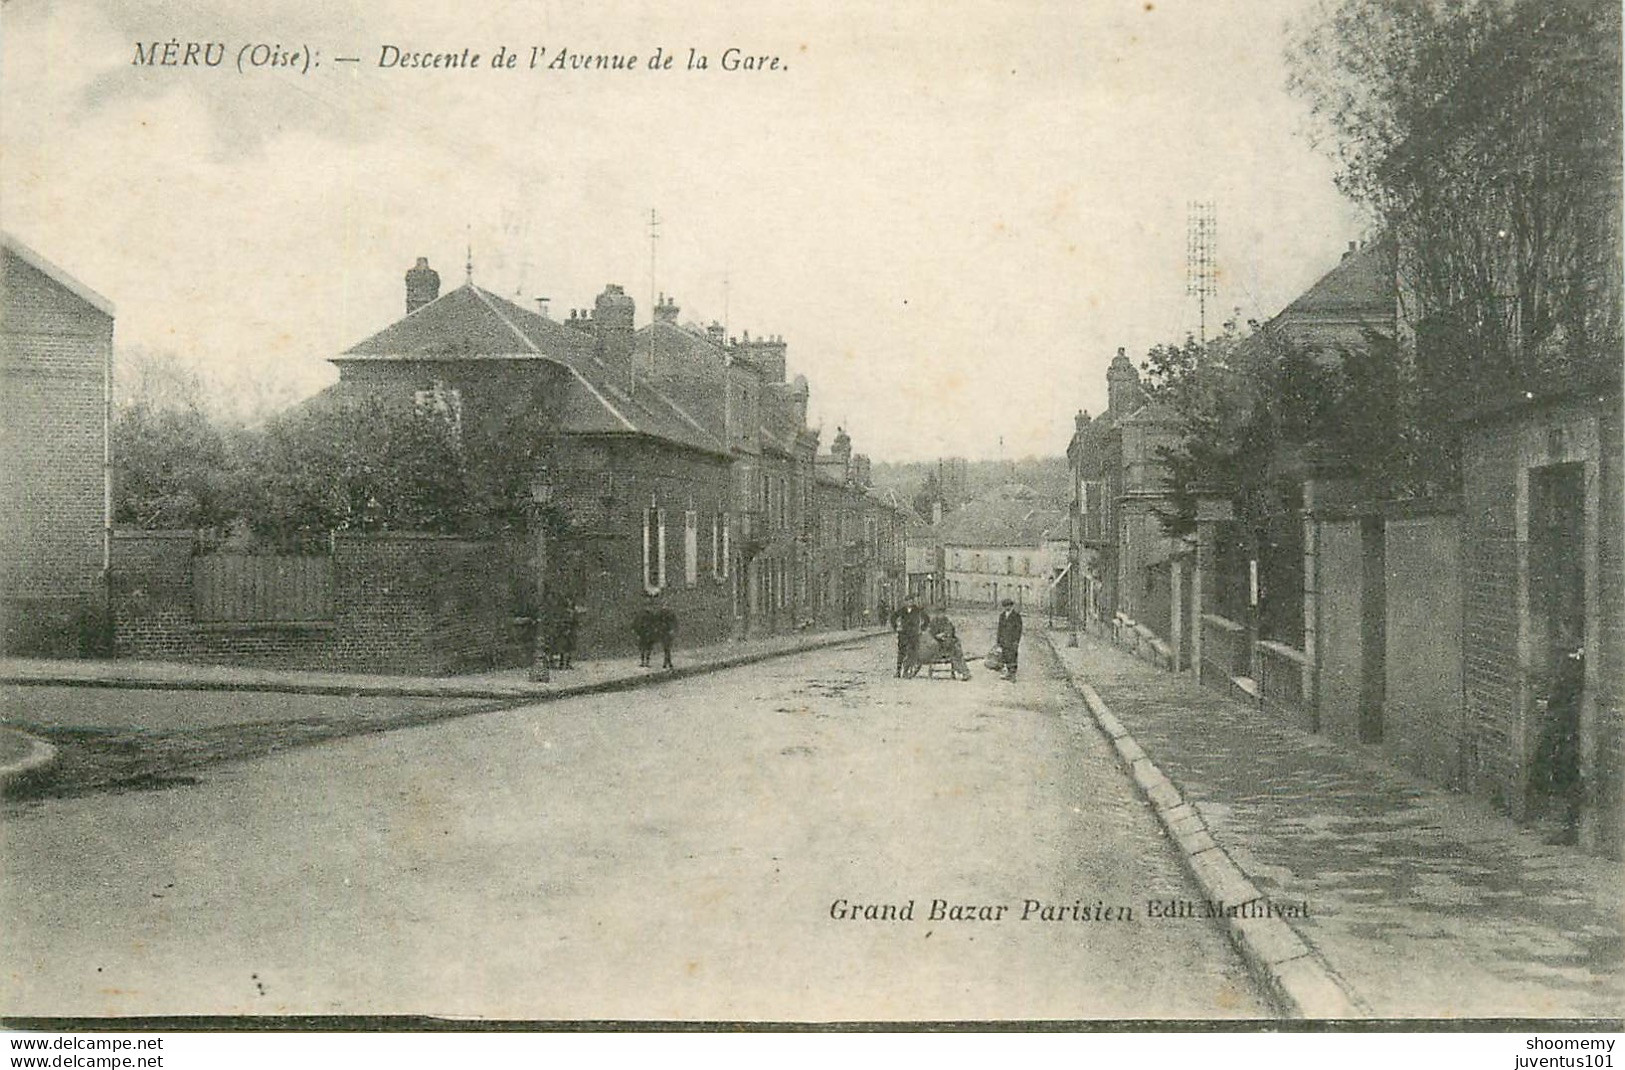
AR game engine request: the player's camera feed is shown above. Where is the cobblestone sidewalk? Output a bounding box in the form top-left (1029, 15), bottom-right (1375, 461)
top-left (1050, 630), bottom-right (1623, 1021)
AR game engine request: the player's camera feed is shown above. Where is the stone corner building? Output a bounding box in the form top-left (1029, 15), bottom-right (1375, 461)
top-left (327, 259), bottom-right (911, 657)
top-left (0, 234), bottom-right (114, 656)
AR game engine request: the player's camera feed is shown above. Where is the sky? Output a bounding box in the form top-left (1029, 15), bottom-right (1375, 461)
top-left (1, 0), bottom-right (1369, 462)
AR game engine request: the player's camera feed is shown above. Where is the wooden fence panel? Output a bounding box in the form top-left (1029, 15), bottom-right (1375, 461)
top-left (193, 554), bottom-right (334, 623)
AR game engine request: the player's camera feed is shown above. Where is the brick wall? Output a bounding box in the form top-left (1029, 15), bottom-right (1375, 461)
top-left (550, 436), bottom-right (735, 656)
top-left (112, 531), bottom-right (529, 675)
top-left (1, 247), bottom-right (113, 655)
top-left (1461, 419), bottom-right (1523, 809)
top-left (1460, 389), bottom-right (1622, 855)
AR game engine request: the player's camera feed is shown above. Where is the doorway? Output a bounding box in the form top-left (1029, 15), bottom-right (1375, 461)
top-left (1527, 462), bottom-right (1586, 842)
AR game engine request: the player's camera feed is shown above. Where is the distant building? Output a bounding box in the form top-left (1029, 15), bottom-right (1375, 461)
top-left (1, 235), bottom-right (114, 655)
top-left (936, 484), bottom-right (1066, 611)
top-left (1066, 347), bottom-right (1181, 640)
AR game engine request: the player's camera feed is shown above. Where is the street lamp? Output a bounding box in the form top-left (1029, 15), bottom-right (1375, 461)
top-left (529, 467), bottom-right (554, 683)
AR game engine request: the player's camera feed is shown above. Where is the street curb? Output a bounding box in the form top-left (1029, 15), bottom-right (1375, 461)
top-left (1043, 633), bottom-right (1364, 1020)
top-left (0, 726), bottom-right (57, 785)
top-left (0, 630), bottom-right (888, 704)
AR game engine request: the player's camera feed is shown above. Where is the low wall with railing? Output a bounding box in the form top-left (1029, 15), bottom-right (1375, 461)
top-left (1199, 613), bottom-right (1248, 686)
top-left (1257, 639), bottom-right (1311, 730)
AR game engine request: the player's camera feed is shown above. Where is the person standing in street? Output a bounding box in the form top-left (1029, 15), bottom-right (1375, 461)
top-left (896, 596), bottom-right (927, 677)
top-left (996, 598), bottom-right (1023, 681)
top-left (633, 594), bottom-right (659, 668)
top-left (654, 600), bottom-right (678, 670)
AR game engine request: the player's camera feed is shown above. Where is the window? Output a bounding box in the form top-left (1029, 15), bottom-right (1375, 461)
top-left (413, 379), bottom-right (463, 435)
top-left (643, 506), bottom-right (666, 592)
top-left (1006, 555), bottom-right (1014, 575)
top-left (684, 510), bottom-right (698, 587)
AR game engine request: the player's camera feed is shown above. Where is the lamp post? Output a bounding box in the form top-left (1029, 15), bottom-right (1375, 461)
top-left (529, 468), bottom-right (554, 683)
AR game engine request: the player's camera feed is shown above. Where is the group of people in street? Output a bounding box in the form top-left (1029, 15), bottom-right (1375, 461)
top-left (544, 588), bottom-right (1021, 681)
top-left (890, 595), bottom-right (1022, 683)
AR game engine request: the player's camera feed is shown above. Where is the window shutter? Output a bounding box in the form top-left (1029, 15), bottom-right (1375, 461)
top-left (684, 510), bottom-right (698, 587)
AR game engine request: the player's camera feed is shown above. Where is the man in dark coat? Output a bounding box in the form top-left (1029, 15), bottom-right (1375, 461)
top-left (653, 601), bottom-right (677, 669)
top-left (1534, 636), bottom-right (1585, 844)
top-left (633, 596), bottom-right (659, 668)
top-left (996, 598), bottom-right (1024, 680)
top-left (895, 597), bottom-right (928, 677)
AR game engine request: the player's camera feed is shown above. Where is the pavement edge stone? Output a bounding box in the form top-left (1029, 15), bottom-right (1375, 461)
top-left (1044, 632), bottom-right (1363, 1020)
top-left (0, 726), bottom-right (57, 785)
top-left (0, 629), bottom-right (887, 704)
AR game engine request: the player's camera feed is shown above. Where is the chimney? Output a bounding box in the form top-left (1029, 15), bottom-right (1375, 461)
top-left (932, 500), bottom-right (943, 525)
top-left (789, 374), bottom-right (809, 430)
top-left (1074, 409), bottom-right (1090, 434)
top-left (534, 296), bottom-right (552, 319)
top-left (706, 321), bottom-right (726, 347)
top-left (854, 454), bottom-right (872, 488)
top-left (741, 333), bottom-right (788, 384)
top-left (1107, 346), bottom-right (1141, 421)
top-left (593, 284), bottom-right (636, 384)
top-left (405, 257), bottom-right (440, 314)
top-left (1342, 240), bottom-right (1358, 260)
top-left (654, 292), bottom-right (680, 325)
top-left (832, 427), bottom-right (852, 476)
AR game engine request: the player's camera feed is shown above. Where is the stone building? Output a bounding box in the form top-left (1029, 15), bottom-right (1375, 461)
top-left (1065, 346), bottom-right (1182, 645)
top-left (335, 264), bottom-right (737, 656)
top-left (1, 234), bottom-right (114, 655)
top-left (329, 260), bottom-right (907, 657)
top-left (937, 484), bottom-right (1066, 612)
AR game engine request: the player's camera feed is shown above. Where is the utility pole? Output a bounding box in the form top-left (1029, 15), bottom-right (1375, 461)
top-left (1186, 200), bottom-right (1217, 346)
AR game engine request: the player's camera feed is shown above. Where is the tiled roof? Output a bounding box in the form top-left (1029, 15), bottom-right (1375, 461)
top-left (865, 485), bottom-right (928, 524)
top-left (935, 495), bottom-right (1066, 548)
top-left (1282, 239), bottom-right (1395, 317)
top-left (337, 282), bottom-right (727, 457)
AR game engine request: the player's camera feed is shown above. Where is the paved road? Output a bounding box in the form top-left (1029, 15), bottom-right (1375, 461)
top-left (2, 627), bottom-right (1264, 1020)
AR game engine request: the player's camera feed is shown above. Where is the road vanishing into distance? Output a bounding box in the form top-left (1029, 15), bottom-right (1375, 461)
top-left (2, 626), bottom-right (1265, 1020)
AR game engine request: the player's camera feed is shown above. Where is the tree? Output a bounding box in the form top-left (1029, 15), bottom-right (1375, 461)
top-left (1288, 0), bottom-right (1623, 484)
top-left (244, 391), bottom-right (470, 548)
top-left (111, 348), bottom-right (243, 531)
top-left (1144, 320), bottom-right (1412, 537)
top-left (241, 377), bottom-right (566, 549)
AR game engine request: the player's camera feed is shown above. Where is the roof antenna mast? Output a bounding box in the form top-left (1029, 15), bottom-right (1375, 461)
top-left (648, 209), bottom-right (661, 385)
top-left (465, 223), bottom-right (474, 285)
top-left (1186, 200), bottom-right (1217, 346)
